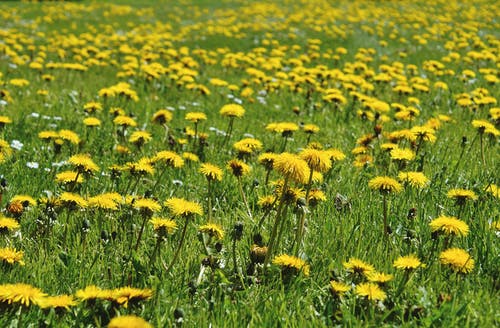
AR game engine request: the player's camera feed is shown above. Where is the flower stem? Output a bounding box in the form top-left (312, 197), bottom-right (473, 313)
top-left (263, 178), bottom-right (289, 270)
top-left (294, 169), bottom-right (314, 255)
top-left (163, 217), bottom-right (190, 274)
top-left (382, 193), bottom-right (389, 235)
top-left (237, 177), bottom-right (252, 220)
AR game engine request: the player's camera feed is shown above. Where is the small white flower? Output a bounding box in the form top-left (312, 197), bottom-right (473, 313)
top-left (26, 162), bottom-right (39, 169)
top-left (10, 140), bottom-right (23, 150)
top-left (30, 112), bottom-right (40, 118)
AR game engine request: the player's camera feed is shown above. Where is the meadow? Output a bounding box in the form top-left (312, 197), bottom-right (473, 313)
top-left (0, 0), bottom-right (499, 327)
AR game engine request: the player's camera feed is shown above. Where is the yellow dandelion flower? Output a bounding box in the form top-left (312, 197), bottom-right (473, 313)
top-left (59, 192), bottom-right (88, 208)
top-left (113, 115), bottom-right (137, 127)
top-left (165, 197), bottom-right (203, 218)
top-left (0, 217), bottom-right (20, 232)
top-left (10, 195), bottom-right (36, 207)
top-left (83, 117), bottom-right (101, 127)
top-left (367, 272), bottom-right (394, 284)
top-left (132, 198), bottom-right (161, 213)
top-left (273, 152), bottom-right (310, 184)
top-left (220, 104), bottom-right (245, 118)
top-left (390, 148), bottom-right (416, 161)
top-left (0, 247), bottom-right (24, 265)
top-left (37, 295), bottom-right (77, 310)
top-left (439, 248), bottom-right (474, 273)
top-left (199, 223), bottom-right (225, 240)
top-left (55, 171), bottom-right (84, 184)
top-left (182, 151), bottom-right (199, 162)
top-left (368, 176), bottom-right (402, 193)
top-left (398, 171), bottom-right (430, 188)
top-left (485, 184), bottom-right (499, 199)
top-left (110, 287), bottom-right (153, 308)
top-left (68, 153), bottom-right (100, 173)
top-left (0, 283), bottom-right (47, 307)
top-left (152, 109), bottom-right (173, 125)
top-left (108, 315), bottom-right (153, 328)
top-left (88, 193), bottom-right (120, 211)
top-left (75, 285), bottom-right (112, 302)
top-left (233, 138), bottom-right (263, 155)
top-left (199, 163), bottom-right (223, 181)
top-left (355, 283), bottom-right (387, 301)
top-left (273, 254), bottom-right (310, 276)
top-left (447, 189), bottom-right (478, 204)
top-left (83, 101), bottom-right (102, 113)
top-left (150, 218), bottom-right (177, 234)
top-left (330, 280), bottom-right (350, 297)
top-left (58, 129), bottom-right (80, 144)
top-left (393, 254), bottom-right (423, 270)
top-left (325, 148), bottom-right (346, 162)
top-left (302, 124), bottom-right (320, 134)
top-left (227, 159), bottom-right (251, 177)
top-left (343, 258), bottom-right (375, 275)
top-left (299, 148), bottom-right (332, 173)
top-left (185, 112), bottom-right (207, 123)
top-left (129, 130), bottom-right (152, 146)
top-left (152, 151), bottom-right (184, 168)
top-left (429, 216), bottom-right (469, 237)
top-left (124, 159), bottom-right (155, 176)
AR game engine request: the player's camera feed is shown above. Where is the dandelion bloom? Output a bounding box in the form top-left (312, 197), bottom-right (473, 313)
top-left (308, 189), bottom-right (326, 206)
top-left (266, 122), bottom-right (299, 136)
top-left (185, 112), bottom-right (207, 123)
top-left (325, 148), bottom-right (346, 162)
top-left (273, 254), bottom-right (310, 276)
top-left (0, 247), bottom-right (25, 265)
top-left (411, 126), bottom-right (437, 143)
top-left (151, 109), bottom-right (173, 124)
top-left (398, 171), bottom-right (430, 188)
top-left (485, 184), bottom-right (499, 199)
top-left (152, 150), bottom-right (184, 168)
top-left (83, 117), bottom-right (101, 127)
top-left (132, 198), bottom-right (161, 213)
top-left (59, 192), bottom-right (88, 208)
top-left (258, 152), bottom-right (278, 170)
top-left (110, 287), bottom-right (153, 308)
top-left (75, 285), bottom-right (112, 302)
top-left (429, 216), bottom-right (469, 237)
top-left (199, 163), bottom-right (223, 181)
top-left (439, 248), bottom-right (474, 273)
top-left (37, 295), bottom-right (77, 310)
top-left (108, 315), bottom-right (153, 328)
top-left (233, 138), bottom-right (263, 155)
top-left (390, 148), bottom-right (416, 161)
top-left (199, 223), bottom-right (225, 240)
top-left (273, 152), bottom-right (310, 184)
top-left (88, 193), bottom-right (122, 211)
top-left (393, 254), bottom-right (424, 270)
top-left (227, 159), bottom-right (251, 177)
top-left (182, 152), bottom-right (199, 163)
top-left (343, 258), bottom-right (375, 275)
top-left (150, 217), bottom-right (177, 235)
top-left (114, 115), bottom-right (137, 127)
top-left (68, 153), bottom-right (100, 173)
top-left (0, 217), bottom-right (20, 232)
top-left (165, 198), bottom-right (203, 218)
top-left (355, 283), bottom-right (387, 301)
top-left (367, 272), bottom-right (394, 284)
top-left (129, 130), bottom-right (152, 145)
top-left (447, 189), bottom-right (478, 204)
top-left (330, 280), bottom-right (350, 297)
top-left (0, 283), bottom-right (47, 306)
top-left (368, 176), bottom-right (402, 193)
top-left (302, 124), bottom-right (320, 134)
top-left (55, 171), bottom-right (84, 184)
top-left (299, 148), bottom-right (332, 173)
top-left (220, 104), bottom-right (245, 118)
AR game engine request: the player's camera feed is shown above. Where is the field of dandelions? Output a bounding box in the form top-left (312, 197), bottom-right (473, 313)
top-left (0, 0), bottom-right (499, 327)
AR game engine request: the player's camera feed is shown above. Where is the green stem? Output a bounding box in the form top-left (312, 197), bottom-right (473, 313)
top-left (383, 193), bottom-right (389, 235)
top-left (294, 169), bottom-right (314, 255)
top-left (134, 214), bottom-right (149, 251)
top-left (163, 217), bottom-right (190, 274)
top-left (207, 179), bottom-right (212, 222)
top-left (263, 178), bottom-right (289, 270)
top-left (238, 177), bottom-right (252, 220)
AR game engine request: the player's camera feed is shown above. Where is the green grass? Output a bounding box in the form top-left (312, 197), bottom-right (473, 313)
top-left (0, 0), bottom-right (499, 327)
